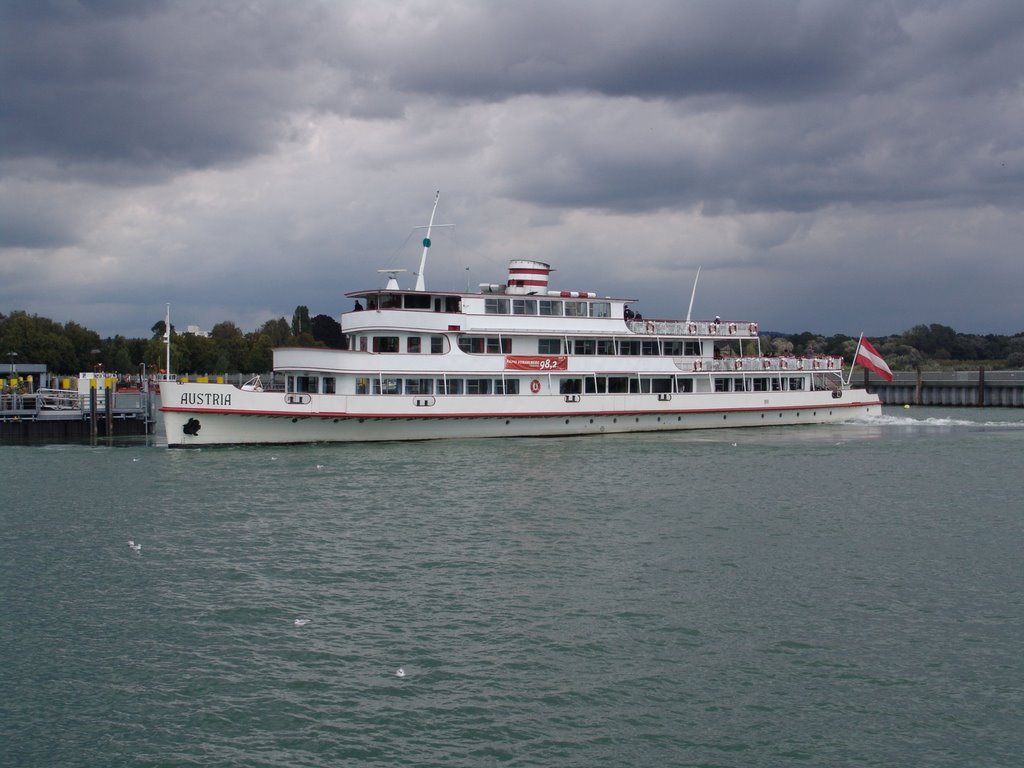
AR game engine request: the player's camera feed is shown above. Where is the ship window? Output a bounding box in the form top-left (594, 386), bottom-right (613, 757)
top-left (404, 294), bottom-right (431, 309)
top-left (752, 378), bottom-right (768, 391)
top-left (771, 378), bottom-right (781, 391)
top-left (466, 379), bottom-right (492, 394)
top-left (486, 337), bottom-right (511, 354)
top-left (359, 336), bottom-right (368, 352)
top-left (495, 379), bottom-right (520, 395)
top-left (789, 378), bottom-right (804, 391)
top-left (538, 300), bottom-right (562, 316)
top-left (629, 378), bottom-right (641, 393)
top-left (356, 378), bottom-right (369, 394)
top-left (585, 377), bottom-right (607, 394)
top-left (559, 378), bottom-right (582, 394)
top-left (379, 293), bottom-right (401, 309)
top-left (538, 338), bottom-right (562, 354)
top-left (437, 378), bottom-right (463, 395)
top-left (322, 377), bottom-right (336, 395)
top-left (407, 336), bottom-right (421, 353)
top-left (596, 339), bottom-right (615, 355)
top-left (714, 378), bottom-right (730, 392)
top-left (564, 301), bottom-right (587, 317)
top-left (405, 378), bottom-right (433, 395)
top-left (512, 299), bottom-right (537, 315)
top-left (675, 377), bottom-right (694, 393)
top-left (457, 336), bottom-right (484, 353)
top-left (294, 375), bottom-right (319, 393)
top-left (684, 341), bottom-right (702, 356)
top-left (374, 377), bottom-right (402, 395)
top-left (589, 302), bottom-right (611, 318)
top-left (662, 340), bottom-right (683, 356)
top-left (485, 298), bottom-right (510, 314)
top-left (573, 339), bottom-right (596, 355)
top-left (651, 378), bottom-right (672, 393)
top-left (733, 378), bottom-right (746, 392)
top-left (618, 340), bottom-right (640, 356)
top-left (444, 297), bottom-right (461, 312)
top-left (641, 340), bottom-right (659, 355)
top-left (372, 336), bottom-right (399, 353)
top-left (431, 336), bottom-right (445, 354)
top-left (607, 377), bottom-right (629, 393)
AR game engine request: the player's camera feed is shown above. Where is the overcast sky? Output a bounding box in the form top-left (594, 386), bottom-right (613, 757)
top-left (2, 0), bottom-right (1022, 339)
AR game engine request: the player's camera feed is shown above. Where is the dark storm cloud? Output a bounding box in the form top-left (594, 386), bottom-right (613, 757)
top-left (0, 0), bottom-right (343, 174)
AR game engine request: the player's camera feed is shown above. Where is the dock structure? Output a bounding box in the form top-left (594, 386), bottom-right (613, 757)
top-left (0, 374), bottom-right (155, 441)
top-left (864, 369), bottom-right (1024, 407)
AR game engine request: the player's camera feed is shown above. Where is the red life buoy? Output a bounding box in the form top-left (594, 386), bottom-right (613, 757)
top-left (530, 379), bottom-right (541, 393)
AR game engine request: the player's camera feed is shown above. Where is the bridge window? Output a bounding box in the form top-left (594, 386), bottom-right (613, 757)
top-left (539, 300), bottom-right (562, 316)
top-left (404, 294), bottom-right (432, 309)
top-left (564, 301), bottom-right (587, 317)
top-left (485, 298), bottom-right (510, 314)
top-left (589, 302), bottom-right (611, 318)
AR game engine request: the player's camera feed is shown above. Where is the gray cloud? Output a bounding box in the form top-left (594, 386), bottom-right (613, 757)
top-left (1, 0), bottom-right (1023, 338)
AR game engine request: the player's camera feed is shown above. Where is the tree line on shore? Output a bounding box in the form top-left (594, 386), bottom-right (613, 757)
top-left (2, 307), bottom-right (1022, 376)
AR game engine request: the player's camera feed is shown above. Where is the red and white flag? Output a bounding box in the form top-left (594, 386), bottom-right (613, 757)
top-left (855, 338), bottom-right (893, 381)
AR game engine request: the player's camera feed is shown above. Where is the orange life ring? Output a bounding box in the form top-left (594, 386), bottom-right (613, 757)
top-left (530, 379), bottom-right (541, 393)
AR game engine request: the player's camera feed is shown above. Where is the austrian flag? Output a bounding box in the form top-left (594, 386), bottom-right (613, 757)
top-left (855, 338), bottom-right (893, 381)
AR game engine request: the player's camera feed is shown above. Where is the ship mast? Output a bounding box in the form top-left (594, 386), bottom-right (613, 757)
top-left (414, 191), bottom-right (440, 292)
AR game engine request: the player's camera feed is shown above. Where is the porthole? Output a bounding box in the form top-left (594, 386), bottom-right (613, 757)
top-left (291, 418), bottom-right (298, 423)
top-left (565, 419), bottom-right (570, 424)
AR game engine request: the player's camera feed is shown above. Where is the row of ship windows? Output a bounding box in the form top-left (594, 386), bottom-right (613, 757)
top-left (354, 335), bottom-right (704, 356)
top-left (484, 298), bottom-right (612, 317)
top-left (288, 375), bottom-right (807, 396)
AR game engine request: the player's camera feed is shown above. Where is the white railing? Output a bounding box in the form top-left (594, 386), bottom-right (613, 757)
top-left (690, 356), bottom-right (844, 373)
top-left (627, 319), bottom-right (760, 337)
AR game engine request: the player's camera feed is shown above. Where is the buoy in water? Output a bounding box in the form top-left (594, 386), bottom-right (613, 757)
top-left (903, 404), bottom-right (911, 410)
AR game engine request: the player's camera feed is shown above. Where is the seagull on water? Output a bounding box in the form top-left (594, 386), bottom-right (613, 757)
top-left (395, 667), bottom-right (406, 678)
top-left (128, 540), bottom-right (141, 552)
top-left (293, 618), bottom-right (310, 626)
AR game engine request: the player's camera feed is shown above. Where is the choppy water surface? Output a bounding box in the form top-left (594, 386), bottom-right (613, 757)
top-left (2, 408), bottom-right (1022, 766)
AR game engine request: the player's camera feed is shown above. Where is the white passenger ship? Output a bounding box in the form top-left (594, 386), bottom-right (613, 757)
top-left (159, 204), bottom-right (882, 446)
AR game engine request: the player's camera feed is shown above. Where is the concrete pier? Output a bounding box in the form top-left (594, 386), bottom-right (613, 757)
top-left (865, 369), bottom-right (1024, 407)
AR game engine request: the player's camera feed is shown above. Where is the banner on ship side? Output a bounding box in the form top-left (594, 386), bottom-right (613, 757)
top-left (504, 355), bottom-right (568, 371)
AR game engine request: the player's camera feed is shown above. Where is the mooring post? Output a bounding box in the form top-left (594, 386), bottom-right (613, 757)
top-left (89, 378), bottom-right (98, 440)
top-left (105, 377), bottom-right (114, 435)
top-left (978, 367), bottom-right (985, 407)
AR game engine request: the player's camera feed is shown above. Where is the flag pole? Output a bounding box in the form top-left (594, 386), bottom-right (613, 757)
top-left (846, 333), bottom-right (864, 387)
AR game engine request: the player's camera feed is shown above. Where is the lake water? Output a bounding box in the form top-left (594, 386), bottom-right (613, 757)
top-left (2, 407), bottom-right (1022, 767)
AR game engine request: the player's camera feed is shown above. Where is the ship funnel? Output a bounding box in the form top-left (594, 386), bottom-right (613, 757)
top-left (506, 260), bottom-right (551, 295)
